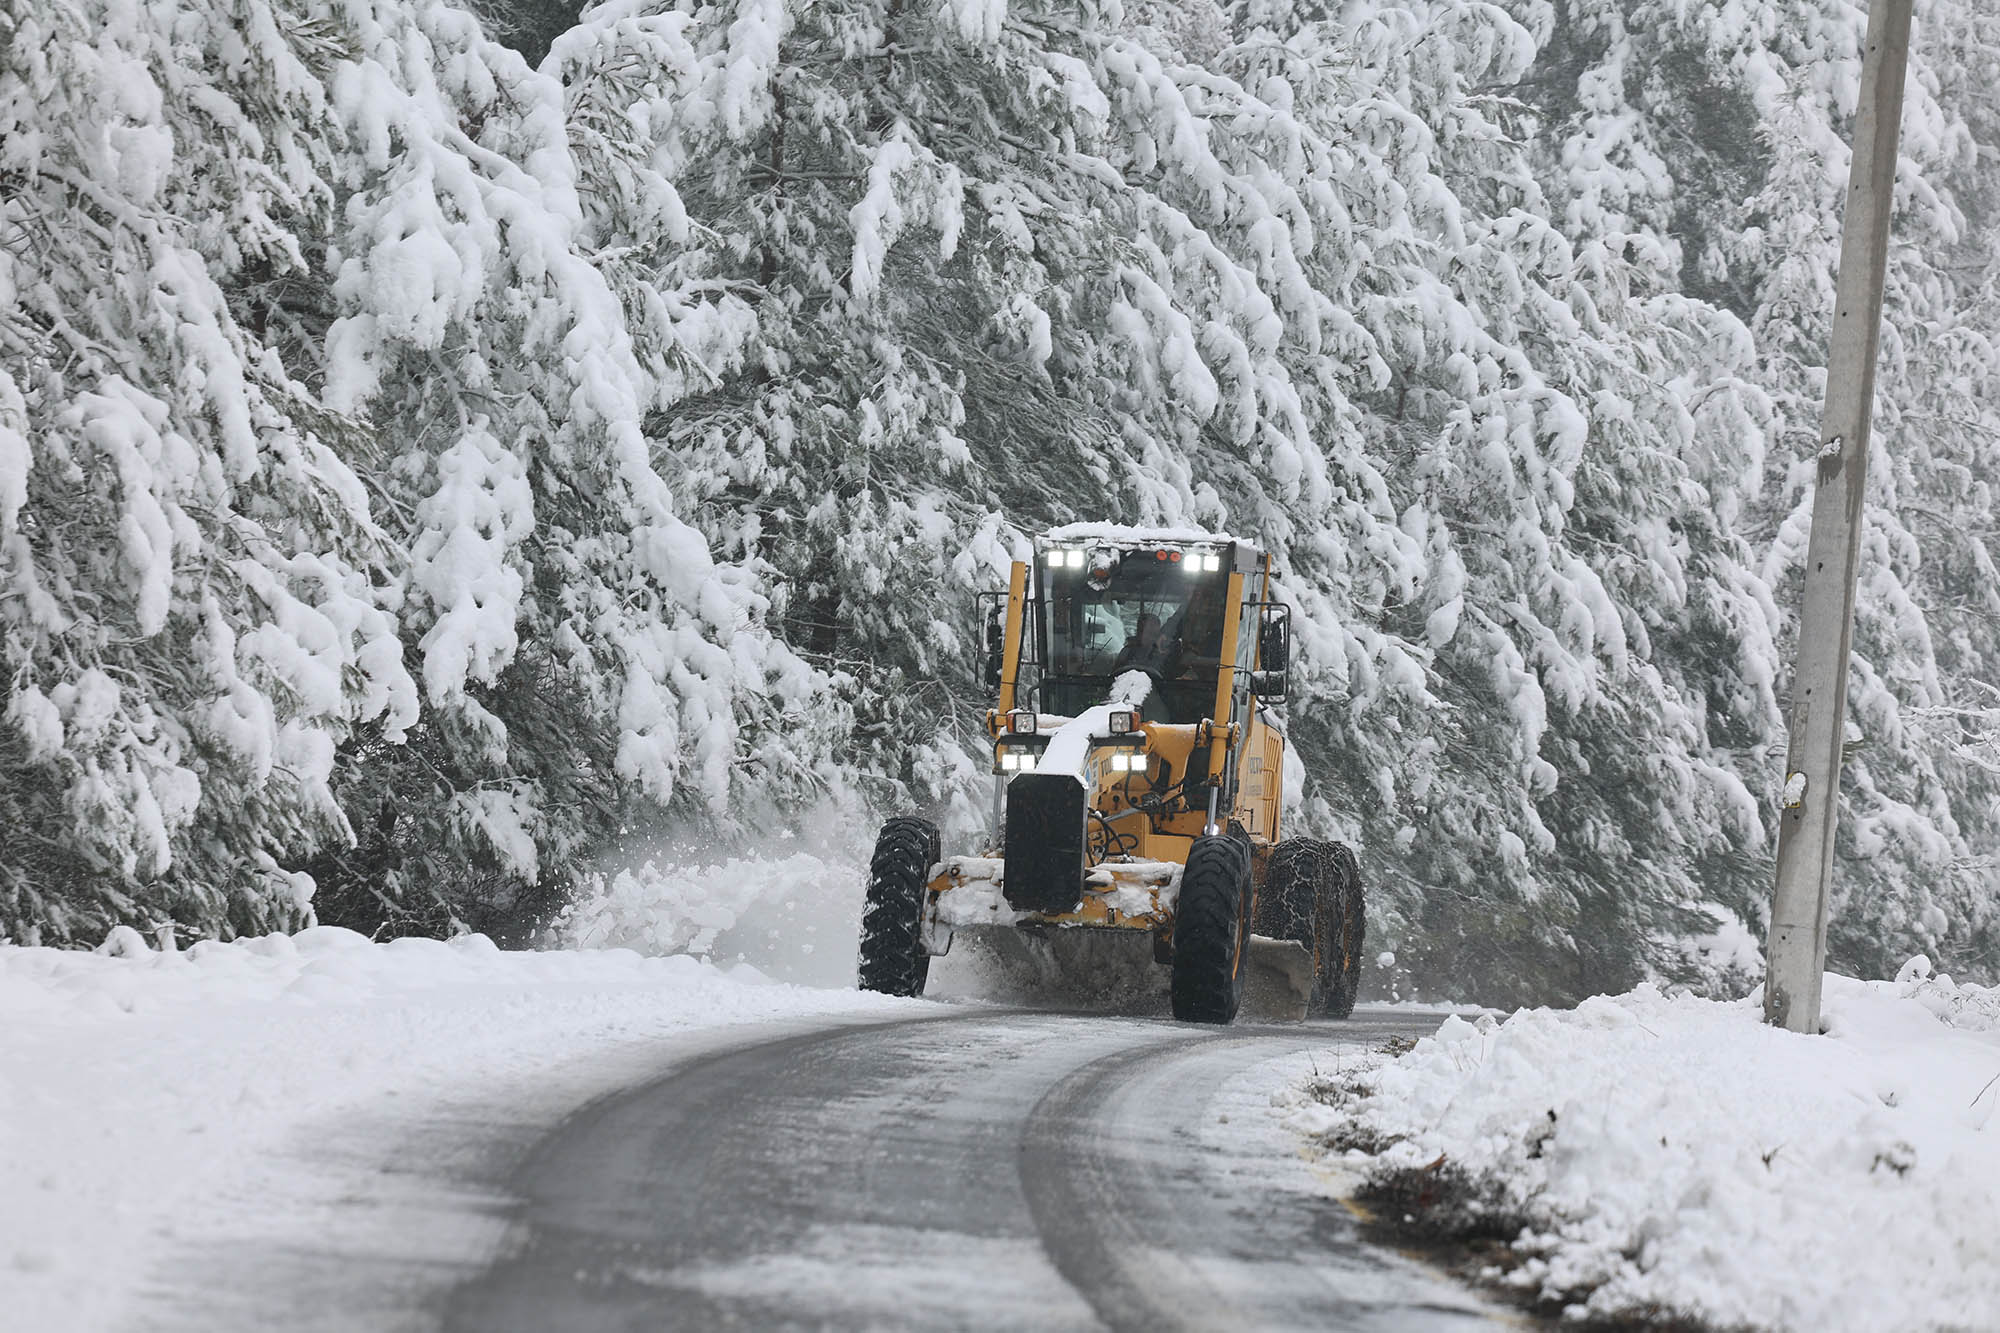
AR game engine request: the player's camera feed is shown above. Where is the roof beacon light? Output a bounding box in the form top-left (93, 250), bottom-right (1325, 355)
top-left (1086, 547), bottom-right (1118, 590)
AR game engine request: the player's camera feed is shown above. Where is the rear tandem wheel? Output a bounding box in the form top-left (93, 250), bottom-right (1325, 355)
top-left (1253, 838), bottom-right (1367, 1018)
top-left (1326, 842), bottom-right (1366, 1018)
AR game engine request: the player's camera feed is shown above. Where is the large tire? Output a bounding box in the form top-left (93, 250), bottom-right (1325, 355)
top-left (1170, 834), bottom-right (1253, 1024)
top-left (1326, 843), bottom-right (1366, 1019)
top-left (1254, 838), bottom-right (1342, 1016)
top-left (858, 817), bottom-right (938, 997)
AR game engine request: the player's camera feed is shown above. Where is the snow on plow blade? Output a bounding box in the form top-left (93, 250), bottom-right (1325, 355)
top-left (922, 856), bottom-right (1319, 1021)
top-left (1242, 935), bottom-right (1314, 1022)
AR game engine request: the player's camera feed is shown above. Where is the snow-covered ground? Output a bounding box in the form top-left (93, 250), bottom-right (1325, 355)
top-left (16, 838), bottom-right (1994, 1333)
top-left (1277, 962), bottom-right (2000, 1332)
top-left (0, 927), bottom-right (913, 1331)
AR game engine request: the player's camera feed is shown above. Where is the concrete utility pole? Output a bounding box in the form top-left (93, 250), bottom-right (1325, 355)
top-left (1767, 0), bottom-right (1915, 1034)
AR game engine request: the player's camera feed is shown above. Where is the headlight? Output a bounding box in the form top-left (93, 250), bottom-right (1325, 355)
top-left (995, 745), bottom-right (1041, 773)
top-left (1108, 752), bottom-right (1147, 773)
top-left (1007, 709), bottom-right (1037, 734)
top-left (1107, 709), bottom-right (1137, 735)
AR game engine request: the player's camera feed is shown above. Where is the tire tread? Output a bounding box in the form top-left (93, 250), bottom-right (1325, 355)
top-left (1326, 842), bottom-right (1366, 1019)
top-left (1170, 835), bottom-right (1252, 1024)
top-left (858, 816), bottom-right (938, 997)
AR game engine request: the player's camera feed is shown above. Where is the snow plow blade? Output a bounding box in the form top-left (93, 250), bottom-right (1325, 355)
top-left (1242, 934), bottom-right (1314, 1021)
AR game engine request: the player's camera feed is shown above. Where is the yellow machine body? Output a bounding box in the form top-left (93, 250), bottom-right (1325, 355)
top-left (925, 530), bottom-right (1292, 952)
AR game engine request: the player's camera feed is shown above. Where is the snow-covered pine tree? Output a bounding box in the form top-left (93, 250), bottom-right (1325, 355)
top-left (260, 0), bottom-right (839, 935)
top-left (1210, 0), bottom-right (1784, 1001)
top-left (12, 0), bottom-right (1983, 995)
top-left (611, 0), bottom-right (1793, 999)
top-left (633, 0), bottom-right (1426, 841)
top-left (1508, 0), bottom-right (2000, 982)
top-left (0, 0), bottom-right (417, 942)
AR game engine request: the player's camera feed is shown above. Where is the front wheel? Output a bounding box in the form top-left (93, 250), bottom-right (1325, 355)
top-left (1170, 834), bottom-right (1253, 1023)
top-left (858, 817), bottom-right (938, 997)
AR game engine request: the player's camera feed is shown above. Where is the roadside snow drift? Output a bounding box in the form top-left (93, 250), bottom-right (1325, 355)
top-left (1286, 964), bottom-right (2000, 1331)
top-left (0, 928), bottom-right (908, 1332)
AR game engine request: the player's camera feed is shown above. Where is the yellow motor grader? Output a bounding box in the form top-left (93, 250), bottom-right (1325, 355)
top-left (857, 525), bottom-right (1365, 1023)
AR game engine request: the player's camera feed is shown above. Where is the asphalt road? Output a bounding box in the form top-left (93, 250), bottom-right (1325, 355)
top-left (446, 1006), bottom-right (1508, 1332)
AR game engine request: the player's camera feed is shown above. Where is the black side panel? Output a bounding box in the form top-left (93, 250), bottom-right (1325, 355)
top-left (1180, 743), bottom-right (1214, 810)
top-left (1003, 774), bottom-right (1087, 913)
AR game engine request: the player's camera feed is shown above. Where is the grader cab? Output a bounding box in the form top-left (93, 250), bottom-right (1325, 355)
top-left (857, 525), bottom-right (1365, 1023)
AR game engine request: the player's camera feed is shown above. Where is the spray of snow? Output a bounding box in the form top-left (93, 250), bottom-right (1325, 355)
top-left (555, 822), bottom-right (879, 989)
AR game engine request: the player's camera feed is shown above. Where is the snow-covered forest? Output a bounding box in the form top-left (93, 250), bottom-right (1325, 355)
top-left (3, 0), bottom-right (1997, 1003)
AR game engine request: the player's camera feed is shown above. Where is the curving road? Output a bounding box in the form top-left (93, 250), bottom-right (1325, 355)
top-left (446, 1008), bottom-right (1510, 1332)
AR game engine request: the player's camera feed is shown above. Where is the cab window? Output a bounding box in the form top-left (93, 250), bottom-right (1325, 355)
top-left (1038, 549), bottom-right (1228, 722)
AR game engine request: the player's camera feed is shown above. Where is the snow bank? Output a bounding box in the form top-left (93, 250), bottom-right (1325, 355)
top-left (0, 928), bottom-right (906, 1330)
top-left (1285, 967), bottom-right (2000, 1331)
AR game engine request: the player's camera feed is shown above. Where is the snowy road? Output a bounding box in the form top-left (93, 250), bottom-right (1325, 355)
top-left (447, 1007), bottom-right (1506, 1331)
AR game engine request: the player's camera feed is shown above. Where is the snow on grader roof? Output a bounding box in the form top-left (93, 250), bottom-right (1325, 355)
top-left (856, 526), bottom-right (1361, 1025)
top-left (1044, 521), bottom-right (1251, 548)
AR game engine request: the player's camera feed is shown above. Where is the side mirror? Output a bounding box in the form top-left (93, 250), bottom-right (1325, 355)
top-left (982, 605), bottom-right (1005, 689)
top-left (1258, 610), bottom-right (1290, 674)
top-left (1253, 608), bottom-right (1290, 701)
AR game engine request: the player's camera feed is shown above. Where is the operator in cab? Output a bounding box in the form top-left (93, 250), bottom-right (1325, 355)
top-left (1109, 582), bottom-right (1228, 722)
top-left (1112, 612), bottom-right (1168, 674)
